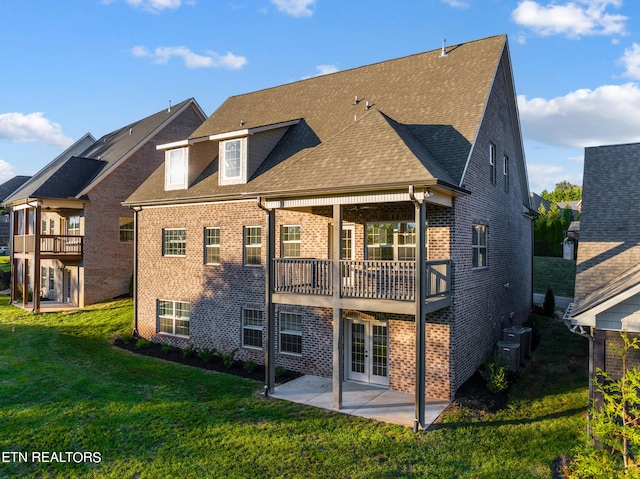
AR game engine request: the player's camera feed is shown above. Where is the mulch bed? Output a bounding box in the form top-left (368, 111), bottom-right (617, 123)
top-left (451, 370), bottom-right (510, 415)
top-left (112, 337), bottom-right (302, 384)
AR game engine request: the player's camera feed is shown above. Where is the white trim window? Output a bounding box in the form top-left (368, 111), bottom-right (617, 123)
top-left (503, 155), bottom-right (509, 193)
top-left (366, 222), bottom-right (416, 261)
top-left (489, 142), bottom-right (497, 185)
top-left (204, 227), bottom-right (220, 264)
top-left (158, 300), bottom-right (190, 337)
top-left (279, 312), bottom-right (302, 355)
top-left (472, 224), bottom-right (487, 268)
top-left (244, 226), bottom-right (261, 265)
top-left (221, 138), bottom-right (243, 182)
top-left (48, 267), bottom-right (54, 290)
top-left (281, 225), bottom-right (301, 258)
top-left (163, 228), bottom-right (186, 257)
top-left (68, 216), bottom-right (80, 235)
top-left (165, 147), bottom-right (188, 191)
top-left (242, 308), bottom-right (264, 349)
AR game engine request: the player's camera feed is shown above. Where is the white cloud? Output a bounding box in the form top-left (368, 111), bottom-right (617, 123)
top-left (512, 0), bottom-right (627, 38)
top-left (619, 42), bottom-right (640, 79)
top-left (441, 0), bottom-right (470, 8)
top-left (518, 83), bottom-right (640, 148)
top-left (0, 160), bottom-right (16, 184)
top-left (270, 0), bottom-right (315, 17)
top-left (527, 163), bottom-right (583, 193)
top-left (103, 0), bottom-right (192, 13)
top-left (0, 112), bottom-right (73, 148)
top-left (315, 64), bottom-right (338, 75)
top-left (131, 46), bottom-right (247, 69)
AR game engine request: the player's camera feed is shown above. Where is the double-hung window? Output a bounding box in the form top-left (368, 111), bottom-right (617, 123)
top-left (119, 217), bottom-right (134, 242)
top-left (223, 139), bottom-right (242, 180)
top-left (472, 224), bottom-right (487, 268)
top-left (204, 227), bottom-right (220, 264)
top-left (489, 142), bottom-right (497, 185)
top-left (158, 300), bottom-right (190, 337)
top-left (279, 312), bottom-right (302, 355)
top-left (165, 148), bottom-right (188, 190)
top-left (48, 267), bottom-right (54, 290)
top-left (163, 228), bottom-right (186, 256)
top-left (244, 226), bottom-right (261, 265)
top-left (242, 309), bottom-right (264, 349)
top-left (281, 225), bottom-right (301, 258)
top-left (503, 156), bottom-right (509, 193)
top-left (41, 267), bottom-right (47, 289)
top-left (366, 222), bottom-right (416, 261)
top-left (68, 216), bottom-right (80, 235)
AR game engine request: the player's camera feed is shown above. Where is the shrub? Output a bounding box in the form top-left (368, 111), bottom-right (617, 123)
top-left (161, 343), bottom-right (174, 354)
top-left (182, 344), bottom-right (197, 358)
top-left (480, 352), bottom-right (509, 393)
top-left (220, 348), bottom-right (238, 368)
top-left (543, 286), bottom-right (555, 317)
top-left (135, 338), bottom-right (150, 350)
top-left (243, 359), bottom-right (257, 373)
top-left (120, 330), bottom-right (133, 342)
top-left (275, 366), bottom-right (287, 379)
top-left (197, 348), bottom-right (217, 363)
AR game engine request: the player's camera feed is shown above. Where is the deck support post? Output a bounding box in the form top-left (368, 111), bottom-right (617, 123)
top-left (33, 205), bottom-right (41, 313)
top-left (411, 187), bottom-right (427, 430)
top-left (332, 203), bottom-right (343, 410)
top-left (258, 198), bottom-right (276, 395)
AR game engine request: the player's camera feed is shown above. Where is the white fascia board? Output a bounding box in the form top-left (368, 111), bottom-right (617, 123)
top-left (156, 136), bottom-right (210, 150)
top-left (572, 282), bottom-right (640, 327)
top-left (209, 119), bottom-right (300, 141)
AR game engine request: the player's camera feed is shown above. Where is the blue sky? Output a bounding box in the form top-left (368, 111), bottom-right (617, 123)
top-left (1, 0), bottom-right (640, 194)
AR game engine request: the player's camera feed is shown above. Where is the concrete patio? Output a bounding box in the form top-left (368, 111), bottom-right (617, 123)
top-left (271, 375), bottom-right (450, 428)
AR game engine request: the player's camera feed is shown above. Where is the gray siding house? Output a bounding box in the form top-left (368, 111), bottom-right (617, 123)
top-left (125, 35), bottom-right (535, 429)
top-left (4, 99), bottom-right (206, 311)
top-left (566, 142), bottom-right (640, 386)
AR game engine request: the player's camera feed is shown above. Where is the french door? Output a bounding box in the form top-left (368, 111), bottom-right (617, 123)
top-left (347, 319), bottom-right (389, 386)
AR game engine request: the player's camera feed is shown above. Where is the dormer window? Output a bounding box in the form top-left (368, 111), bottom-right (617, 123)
top-left (220, 138), bottom-right (246, 185)
top-left (165, 147), bottom-right (188, 190)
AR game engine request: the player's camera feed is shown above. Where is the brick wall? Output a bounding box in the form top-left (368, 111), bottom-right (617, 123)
top-left (603, 330), bottom-right (640, 380)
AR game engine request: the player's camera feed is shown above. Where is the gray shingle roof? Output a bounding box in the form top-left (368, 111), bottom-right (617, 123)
top-left (5, 99), bottom-right (197, 203)
top-left (126, 35), bottom-right (507, 206)
top-left (0, 176), bottom-right (31, 203)
top-left (573, 142), bottom-right (640, 316)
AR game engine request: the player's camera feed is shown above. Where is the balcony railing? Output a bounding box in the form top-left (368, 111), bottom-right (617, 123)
top-left (273, 258), bottom-right (450, 301)
top-left (12, 234), bottom-right (83, 256)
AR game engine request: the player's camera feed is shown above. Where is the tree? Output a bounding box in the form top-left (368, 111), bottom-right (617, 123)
top-left (541, 181), bottom-right (582, 203)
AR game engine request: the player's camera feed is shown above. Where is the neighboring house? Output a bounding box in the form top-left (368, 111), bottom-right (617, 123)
top-left (566, 142), bottom-right (640, 394)
top-left (4, 99), bottom-right (206, 311)
top-left (529, 191), bottom-right (554, 215)
top-left (125, 35), bottom-right (534, 429)
top-left (0, 176), bottom-right (32, 246)
top-left (557, 199), bottom-right (582, 220)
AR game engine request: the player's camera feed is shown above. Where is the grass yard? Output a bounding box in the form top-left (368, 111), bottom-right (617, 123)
top-left (0, 298), bottom-right (589, 478)
top-left (533, 256), bottom-right (576, 298)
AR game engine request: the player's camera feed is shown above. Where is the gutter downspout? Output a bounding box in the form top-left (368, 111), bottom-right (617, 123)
top-left (409, 185), bottom-right (427, 432)
top-left (257, 197), bottom-right (275, 396)
top-left (132, 206), bottom-right (142, 336)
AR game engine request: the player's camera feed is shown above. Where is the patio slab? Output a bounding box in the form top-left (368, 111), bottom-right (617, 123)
top-left (271, 375), bottom-right (449, 428)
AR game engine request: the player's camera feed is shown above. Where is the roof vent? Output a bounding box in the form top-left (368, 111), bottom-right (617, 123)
top-left (240, 119), bottom-right (245, 126)
top-left (129, 128), bottom-right (132, 135)
top-left (365, 101), bottom-right (371, 111)
top-left (440, 38), bottom-right (447, 57)
top-left (353, 95), bottom-right (359, 105)
top-left (168, 100), bottom-right (172, 112)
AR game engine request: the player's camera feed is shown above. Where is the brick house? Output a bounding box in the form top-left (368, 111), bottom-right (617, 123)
top-left (4, 99), bottom-right (206, 311)
top-left (566, 142), bottom-right (640, 392)
top-left (125, 35), bottom-right (534, 429)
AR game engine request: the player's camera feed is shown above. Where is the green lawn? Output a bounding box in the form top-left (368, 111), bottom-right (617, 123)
top-left (0, 298), bottom-right (589, 478)
top-left (533, 256), bottom-right (577, 297)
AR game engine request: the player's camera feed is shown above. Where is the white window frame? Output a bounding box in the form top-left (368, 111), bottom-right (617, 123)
top-left (220, 138), bottom-right (245, 184)
top-left (164, 147), bottom-right (188, 191)
top-left (242, 308), bottom-right (264, 349)
top-left (244, 226), bottom-right (262, 266)
top-left (472, 224), bottom-right (488, 269)
top-left (279, 312), bottom-right (302, 355)
top-left (119, 217), bottom-right (134, 242)
top-left (503, 155), bottom-right (509, 193)
top-left (204, 227), bottom-right (220, 264)
top-left (158, 300), bottom-right (190, 337)
top-left (48, 267), bottom-right (54, 290)
top-left (163, 228), bottom-right (186, 257)
top-left (366, 221), bottom-right (416, 261)
top-left (281, 225), bottom-right (301, 258)
top-left (67, 216), bottom-right (80, 236)
top-left (489, 142), bottom-right (497, 185)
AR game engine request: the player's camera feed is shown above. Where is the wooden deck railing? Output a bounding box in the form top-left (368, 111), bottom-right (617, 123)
top-left (273, 258), bottom-right (451, 301)
top-left (13, 234), bottom-right (83, 256)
